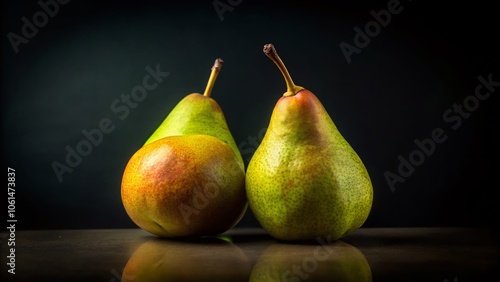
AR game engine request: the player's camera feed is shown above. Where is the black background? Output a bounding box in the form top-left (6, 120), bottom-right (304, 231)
top-left (2, 0), bottom-right (498, 230)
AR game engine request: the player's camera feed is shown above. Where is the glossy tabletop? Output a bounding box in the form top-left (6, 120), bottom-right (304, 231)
top-left (1, 228), bottom-right (498, 281)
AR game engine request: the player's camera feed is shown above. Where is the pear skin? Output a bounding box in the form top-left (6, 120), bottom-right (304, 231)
top-left (246, 44), bottom-right (373, 241)
top-left (144, 59), bottom-right (244, 168)
top-left (121, 134), bottom-right (247, 237)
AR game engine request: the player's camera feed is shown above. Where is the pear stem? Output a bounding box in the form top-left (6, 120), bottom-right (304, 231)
top-left (203, 58), bottom-right (224, 97)
top-left (263, 44), bottom-right (304, 97)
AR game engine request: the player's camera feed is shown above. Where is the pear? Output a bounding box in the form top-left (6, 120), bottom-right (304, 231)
top-left (145, 58), bottom-right (244, 168)
top-left (121, 134), bottom-right (247, 237)
top-left (245, 44), bottom-right (373, 241)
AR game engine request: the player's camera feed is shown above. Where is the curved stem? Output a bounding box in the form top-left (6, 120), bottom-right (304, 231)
top-left (263, 44), bottom-right (304, 97)
top-left (203, 58), bottom-right (224, 97)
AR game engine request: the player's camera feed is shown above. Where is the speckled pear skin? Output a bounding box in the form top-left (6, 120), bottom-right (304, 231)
top-left (246, 89), bottom-right (373, 241)
top-left (144, 93), bottom-right (244, 169)
top-left (122, 134), bottom-right (247, 238)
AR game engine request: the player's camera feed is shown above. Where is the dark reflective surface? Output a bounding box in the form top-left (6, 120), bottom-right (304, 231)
top-left (249, 240), bottom-right (372, 281)
top-left (1, 228), bottom-right (498, 281)
top-left (123, 237), bottom-right (251, 281)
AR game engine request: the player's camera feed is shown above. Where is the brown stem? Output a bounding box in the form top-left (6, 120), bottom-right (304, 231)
top-left (263, 44), bottom-right (304, 96)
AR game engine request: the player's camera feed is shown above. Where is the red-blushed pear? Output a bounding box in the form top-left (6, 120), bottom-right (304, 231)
top-left (121, 58), bottom-right (247, 237)
top-left (245, 44), bottom-right (373, 241)
top-left (121, 134), bottom-right (247, 237)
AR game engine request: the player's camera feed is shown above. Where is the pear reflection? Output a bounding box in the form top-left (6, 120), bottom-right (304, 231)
top-left (250, 240), bottom-right (372, 282)
top-left (122, 237), bottom-right (251, 282)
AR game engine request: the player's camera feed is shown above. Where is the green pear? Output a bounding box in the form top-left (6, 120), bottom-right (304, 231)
top-left (246, 44), bottom-right (373, 241)
top-left (145, 58), bottom-right (243, 168)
